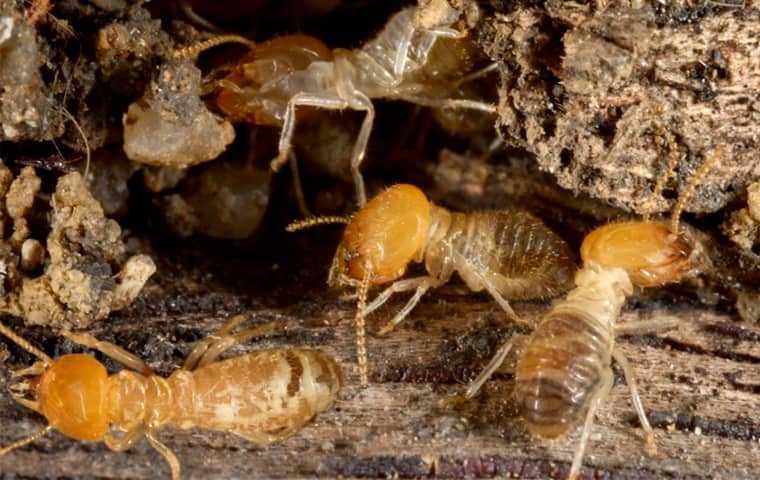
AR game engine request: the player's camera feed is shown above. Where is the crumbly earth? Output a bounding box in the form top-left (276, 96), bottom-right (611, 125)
top-left (0, 166), bottom-right (155, 328)
top-left (162, 158), bottom-right (271, 239)
top-left (722, 182), bottom-right (760, 252)
top-left (122, 61), bottom-right (235, 169)
top-left (476, 0), bottom-right (760, 214)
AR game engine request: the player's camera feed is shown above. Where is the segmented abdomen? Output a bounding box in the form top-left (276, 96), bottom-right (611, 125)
top-left (449, 210), bottom-right (576, 299)
top-left (351, 7), bottom-right (439, 88)
top-left (514, 311), bottom-right (611, 438)
top-left (170, 348), bottom-right (341, 443)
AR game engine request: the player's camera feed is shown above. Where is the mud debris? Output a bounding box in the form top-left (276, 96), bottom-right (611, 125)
top-left (123, 61), bottom-right (235, 169)
top-left (722, 182), bottom-right (760, 252)
top-left (162, 158), bottom-right (271, 239)
top-left (0, 166), bottom-right (154, 328)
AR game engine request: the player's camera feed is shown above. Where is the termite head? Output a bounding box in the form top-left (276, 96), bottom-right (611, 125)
top-left (328, 184), bottom-right (431, 287)
top-left (36, 354), bottom-right (109, 441)
top-left (215, 35), bottom-right (333, 126)
top-left (1, 322), bottom-right (110, 454)
top-left (11, 355), bottom-right (109, 441)
top-left (580, 145), bottom-right (722, 288)
top-left (580, 221), bottom-right (697, 288)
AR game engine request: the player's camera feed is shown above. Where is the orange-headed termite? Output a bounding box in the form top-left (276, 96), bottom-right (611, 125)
top-left (460, 146), bottom-right (721, 480)
top-left (0, 316), bottom-right (342, 479)
top-left (287, 183), bottom-right (576, 385)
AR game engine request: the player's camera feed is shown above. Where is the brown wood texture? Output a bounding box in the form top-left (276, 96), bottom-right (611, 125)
top-left (0, 234), bottom-right (759, 479)
top-left (481, 0), bottom-right (760, 215)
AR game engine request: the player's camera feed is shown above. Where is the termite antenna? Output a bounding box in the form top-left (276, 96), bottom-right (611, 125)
top-left (173, 34), bottom-right (255, 60)
top-left (0, 425), bottom-right (52, 457)
top-left (670, 146), bottom-right (723, 234)
top-left (286, 216), bottom-right (352, 232)
top-left (354, 266), bottom-right (372, 387)
top-left (643, 129), bottom-right (680, 222)
top-left (0, 321), bottom-right (53, 366)
top-left (59, 106), bottom-right (91, 180)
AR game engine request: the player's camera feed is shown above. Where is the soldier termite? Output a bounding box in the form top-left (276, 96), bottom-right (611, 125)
top-left (459, 147), bottom-right (721, 480)
top-left (0, 316), bottom-right (342, 479)
top-left (175, 4), bottom-right (497, 207)
top-left (287, 183), bottom-right (576, 385)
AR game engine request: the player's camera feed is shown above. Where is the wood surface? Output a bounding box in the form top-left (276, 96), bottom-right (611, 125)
top-left (0, 235), bottom-right (758, 479)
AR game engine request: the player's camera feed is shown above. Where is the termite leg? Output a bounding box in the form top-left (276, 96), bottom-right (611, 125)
top-left (477, 275), bottom-right (529, 327)
top-left (567, 367), bottom-right (614, 480)
top-left (270, 93), bottom-right (348, 172)
top-left (463, 338), bottom-right (515, 399)
top-left (348, 91), bottom-right (375, 207)
top-left (183, 319), bottom-right (285, 370)
top-left (182, 314), bottom-right (250, 369)
top-left (452, 251), bottom-right (528, 326)
top-left (392, 26), bottom-right (415, 80)
top-left (398, 94), bottom-right (497, 114)
top-left (453, 62), bottom-right (499, 88)
top-left (614, 316), bottom-right (681, 336)
top-left (426, 27), bottom-right (466, 39)
top-left (105, 426), bottom-right (144, 452)
top-left (365, 276), bottom-right (439, 336)
top-left (612, 348), bottom-right (658, 455)
top-left (62, 331), bottom-right (152, 376)
top-left (365, 276), bottom-right (426, 315)
top-left (146, 430), bottom-right (180, 480)
top-left (289, 151), bottom-right (311, 217)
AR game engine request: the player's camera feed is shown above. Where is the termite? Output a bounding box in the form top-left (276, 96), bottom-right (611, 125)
top-left (0, 316), bottom-right (342, 479)
top-left (287, 183), bottom-right (576, 385)
top-left (459, 146), bottom-right (721, 480)
top-left (176, 4), bottom-right (497, 207)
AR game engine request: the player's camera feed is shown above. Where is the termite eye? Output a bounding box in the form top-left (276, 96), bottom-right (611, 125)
top-left (339, 184), bottom-right (431, 284)
top-left (580, 221), bottom-right (693, 288)
top-left (38, 354), bottom-right (109, 441)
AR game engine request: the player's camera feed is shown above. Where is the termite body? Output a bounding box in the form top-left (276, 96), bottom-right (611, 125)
top-left (0, 317), bottom-right (342, 479)
top-left (462, 148), bottom-right (720, 479)
top-left (288, 183), bottom-right (575, 384)
top-left (208, 5), bottom-right (496, 206)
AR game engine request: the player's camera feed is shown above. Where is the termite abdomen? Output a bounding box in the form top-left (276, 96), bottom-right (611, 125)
top-left (430, 209), bottom-right (575, 300)
top-left (515, 311), bottom-right (611, 438)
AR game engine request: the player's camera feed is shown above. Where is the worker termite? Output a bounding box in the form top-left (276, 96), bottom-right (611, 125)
top-left (287, 183), bottom-right (576, 385)
top-left (0, 316), bottom-right (342, 479)
top-left (176, 3), bottom-right (497, 207)
top-left (458, 146), bottom-right (721, 480)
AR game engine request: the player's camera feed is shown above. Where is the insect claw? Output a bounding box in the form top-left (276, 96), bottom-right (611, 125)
top-left (270, 152), bottom-right (288, 172)
top-left (376, 323), bottom-right (395, 337)
top-left (439, 393), bottom-right (468, 410)
top-left (645, 432), bottom-right (658, 456)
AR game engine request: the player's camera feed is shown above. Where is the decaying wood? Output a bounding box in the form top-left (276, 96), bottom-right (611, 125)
top-left (0, 237), bottom-right (758, 479)
top-left (479, 0), bottom-right (760, 214)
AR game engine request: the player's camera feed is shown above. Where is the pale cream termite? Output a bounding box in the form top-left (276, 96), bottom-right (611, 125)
top-left (461, 147), bottom-right (721, 480)
top-left (0, 317), bottom-right (342, 479)
top-left (287, 183), bottom-right (576, 385)
top-left (176, 3), bottom-right (497, 207)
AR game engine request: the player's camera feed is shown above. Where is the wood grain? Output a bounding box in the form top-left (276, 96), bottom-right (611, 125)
top-left (1, 257), bottom-right (758, 480)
